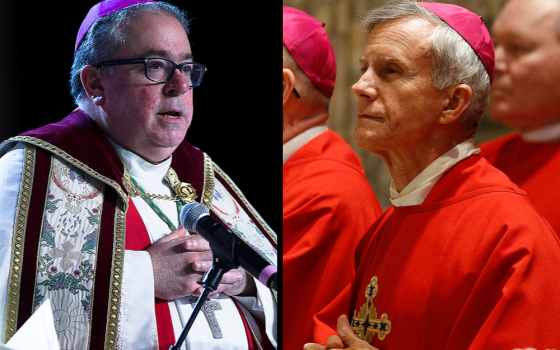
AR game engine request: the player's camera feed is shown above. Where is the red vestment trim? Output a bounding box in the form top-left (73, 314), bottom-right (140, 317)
top-left (9, 109), bottom-right (275, 348)
top-left (126, 200), bottom-right (256, 349)
top-left (232, 299), bottom-right (254, 350)
top-left (19, 147), bottom-right (55, 327)
top-left (16, 146), bottom-right (116, 349)
top-left (125, 200), bottom-right (176, 349)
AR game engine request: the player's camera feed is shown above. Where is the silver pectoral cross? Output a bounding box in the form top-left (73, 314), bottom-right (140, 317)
top-left (191, 300), bottom-right (223, 339)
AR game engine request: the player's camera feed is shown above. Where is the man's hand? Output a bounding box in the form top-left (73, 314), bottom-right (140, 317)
top-left (147, 228), bottom-right (246, 300)
top-left (303, 315), bottom-right (379, 350)
top-left (188, 238), bottom-right (257, 297)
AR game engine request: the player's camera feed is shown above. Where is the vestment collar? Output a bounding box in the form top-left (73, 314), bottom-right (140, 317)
top-left (390, 138), bottom-right (480, 207)
top-left (108, 138), bottom-right (172, 182)
top-left (283, 123), bottom-right (328, 164)
top-left (3, 108), bottom-right (207, 205)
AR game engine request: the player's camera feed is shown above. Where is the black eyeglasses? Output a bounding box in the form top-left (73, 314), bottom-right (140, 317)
top-left (95, 57), bottom-right (207, 87)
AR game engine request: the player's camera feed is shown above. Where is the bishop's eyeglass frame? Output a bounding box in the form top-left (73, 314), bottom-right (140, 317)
top-left (95, 57), bottom-right (207, 87)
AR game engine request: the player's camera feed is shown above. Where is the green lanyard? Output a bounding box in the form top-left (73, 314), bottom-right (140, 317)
top-left (126, 174), bottom-right (183, 232)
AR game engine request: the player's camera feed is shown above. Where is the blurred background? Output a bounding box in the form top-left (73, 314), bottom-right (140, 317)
top-left (0, 1), bottom-right (280, 234)
top-left (282, 0), bottom-right (514, 209)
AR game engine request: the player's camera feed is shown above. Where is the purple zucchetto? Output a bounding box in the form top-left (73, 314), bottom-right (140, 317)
top-left (283, 6), bottom-right (337, 98)
top-left (74, 0), bottom-right (156, 54)
top-left (418, 2), bottom-right (495, 84)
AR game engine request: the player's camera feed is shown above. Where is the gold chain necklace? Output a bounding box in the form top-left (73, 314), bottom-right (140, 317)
top-left (122, 167), bottom-right (198, 203)
top-left (123, 173), bottom-right (181, 201)
top-left (122, 168), bottom-right (198, 232)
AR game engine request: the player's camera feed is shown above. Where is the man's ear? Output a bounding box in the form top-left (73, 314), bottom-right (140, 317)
top-left (283, 68), bottom-right (296, 106)
top-left (81, 65), bottom-right (105, 106)
top-left (440, 84), bottom-right (472, 125)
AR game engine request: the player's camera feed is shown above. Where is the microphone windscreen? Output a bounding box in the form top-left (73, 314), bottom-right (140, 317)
top-left (180, 202), bottom-right (210, 231)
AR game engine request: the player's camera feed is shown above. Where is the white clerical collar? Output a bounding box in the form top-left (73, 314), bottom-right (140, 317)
top-left (390, 138), bottom-right (480, 207)
top-left (522, 121), bottom-right (560, 142)
top-left (283, 123), bottom-right (329, 164)
top-left (106, 138), bottom-right (172, 181)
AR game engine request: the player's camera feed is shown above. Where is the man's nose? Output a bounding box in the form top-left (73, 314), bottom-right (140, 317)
top-left (352, 71), bottom-right (379, 101)
top-left (164, 69), bottom-right (191, 95)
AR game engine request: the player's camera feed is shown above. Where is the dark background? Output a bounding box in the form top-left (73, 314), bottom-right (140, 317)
top-left (0, 1), bottom-right (280, 235)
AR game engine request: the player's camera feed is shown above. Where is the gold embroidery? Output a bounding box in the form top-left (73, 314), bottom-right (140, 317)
top-left (166, 167), bottom-right (197, 204)
top-left (1, 138), bottom-right (124, 349)
top-left (212, 162), bottom-right (277, 245)
top-left (31, 154), bottom-right (55, 319)
top-left (7, 136), bottom-right (130, 209)
top-left (351, 276), bottom-right (391, 343)
top-left (123, 169), bottom-right (180, 202)
top-left (207, 158), bottom-right (277, 302)
top-left (51, 163), bottom-right (102, 214)
top-left (4, 145), bottom-right (36, 342)
top-left (30, 157), bottom-right (106, 350)
top-left (104, 198), bottom-right (126, 350)
top-left (201, 153), bottom-right (214, 209)
top-left (122, 167), bottom-right (198, 205)
top-left (86, 185), bottom-right (105, 349)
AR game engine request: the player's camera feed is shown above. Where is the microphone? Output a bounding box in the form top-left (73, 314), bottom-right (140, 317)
top-left (180, 202), bottom-right (277, 291)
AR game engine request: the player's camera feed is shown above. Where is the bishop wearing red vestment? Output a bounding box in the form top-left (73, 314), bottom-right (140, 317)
top-left (306, 1), bottom-right (560, 350)
top-left (283, 7), bottom-right (382, 349)
top-left (479, 0), bottom-right (560, 235)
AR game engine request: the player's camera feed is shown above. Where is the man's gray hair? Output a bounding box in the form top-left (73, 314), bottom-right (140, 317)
top-left (70, 2), bottom-right (190, 109)
top-left (363, 0), bottom-right (491, 128)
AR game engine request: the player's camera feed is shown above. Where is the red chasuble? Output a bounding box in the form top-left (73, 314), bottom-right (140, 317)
top-left (283, 129), bottom-right (382, 350)
top-left (314, 155), bottom-right (560, 349)
top-left (479, 132), bottom-right (560, 234)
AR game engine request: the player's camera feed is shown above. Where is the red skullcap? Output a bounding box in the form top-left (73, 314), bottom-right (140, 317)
top-left (283, 6), bottom-right (336, 98)
top-left (418, 2), bottom-right (495, 83)
top-left (75, 0), bottom-right (156, 54)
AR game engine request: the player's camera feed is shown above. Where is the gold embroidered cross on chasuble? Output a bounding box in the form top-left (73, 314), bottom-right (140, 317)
top-left (351, 276), bottom-right (392, 343)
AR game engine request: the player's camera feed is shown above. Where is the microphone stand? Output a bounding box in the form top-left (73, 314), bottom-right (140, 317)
top-left (170, 220), bottom-right (240, 350)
